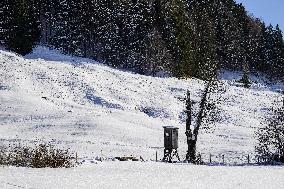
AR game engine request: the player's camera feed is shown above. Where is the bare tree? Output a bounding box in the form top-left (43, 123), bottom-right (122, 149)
top-left (185, 80), bottom-right (225, 163)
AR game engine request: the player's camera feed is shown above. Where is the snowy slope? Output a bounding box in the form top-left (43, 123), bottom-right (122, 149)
top-left (0, 46), bottom-right (283, 163)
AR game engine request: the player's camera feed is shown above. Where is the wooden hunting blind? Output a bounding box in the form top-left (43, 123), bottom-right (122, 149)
top-left (163, 126), bottom-right (179, 149)
top-left (162, 126), bottom-right (180, 162)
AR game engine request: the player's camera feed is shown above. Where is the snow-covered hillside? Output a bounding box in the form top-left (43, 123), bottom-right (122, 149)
top-left (1, 46), bottom-right (284, 188)
top-left (0, 46), bottom-right (283, 162)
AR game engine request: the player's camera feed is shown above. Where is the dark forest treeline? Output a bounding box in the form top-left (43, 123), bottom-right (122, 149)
top-left (0, 0), bottom-right (283, 81)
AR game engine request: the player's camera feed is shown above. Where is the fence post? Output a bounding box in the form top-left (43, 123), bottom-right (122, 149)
top-left (247, 154), bottom-right (250, 164)
top-left (209, 153), bottom-right (212, 164)
top-left (156, 151), bottom-right (158, 162)
top-left (222, 155), bottom-right (225, 165)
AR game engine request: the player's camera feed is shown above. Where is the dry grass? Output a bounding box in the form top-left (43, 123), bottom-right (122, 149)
top-left (0, 143), bottom-right (75, 168)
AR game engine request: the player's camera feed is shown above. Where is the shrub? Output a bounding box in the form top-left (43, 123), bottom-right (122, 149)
top-left (0, 143), bottom-right (75, 168)
top-left (255, 98), bottom-right (284, 164)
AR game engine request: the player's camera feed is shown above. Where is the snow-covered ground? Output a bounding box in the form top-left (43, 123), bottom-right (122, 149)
top-left (1, 162), bottom-right (284, 189)
top-left (0, 46), bottom-right (283, 188)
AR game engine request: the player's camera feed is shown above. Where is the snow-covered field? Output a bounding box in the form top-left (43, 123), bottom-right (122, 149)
top-left (1, 162), bottom-right (284, 189)
top-left (0, 46), bottom-right (283, 188)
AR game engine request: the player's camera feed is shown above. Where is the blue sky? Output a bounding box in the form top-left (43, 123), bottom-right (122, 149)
top-left (235, 0), bottom-right (284, 32)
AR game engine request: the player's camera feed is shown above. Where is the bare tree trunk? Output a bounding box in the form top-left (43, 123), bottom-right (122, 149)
top-left (186, 82), bottom-right (211, 163)
top-left (185, 90), bottom-right (193, 161)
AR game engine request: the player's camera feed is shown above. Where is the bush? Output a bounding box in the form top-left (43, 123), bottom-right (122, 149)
top-left (0, 143), bottom-right (75, 168)
top-left (255, 98), bottom-right (284, 164)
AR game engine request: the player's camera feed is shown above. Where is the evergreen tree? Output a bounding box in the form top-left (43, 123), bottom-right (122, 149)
top-left (1, 0), bottom-right (40, 55)
top-left (143, 27), bottom-right (173, 76)
top-left (93, 0), bottom-right (128, 67)
top-left (214, 0), bottom-right (239, 70)
top-left (188, 0), bottom-right (218, 80)
top-left (77, 0), bottom-right (98, 58)
top-left (271, 25), bottom-right (284, 81)
top-left (235, 4), bottom-right (250, 70)
top-left (0, 0), bottom-right (7, 45)
top-left (264, 25), bottom-right (275, 66)
top-left (125, 0), bottom-right (154, 73)
top-left (50, 0), bottom-right (72, 54)
top-left (239, 62), bottom-right (251, 88)
top-left (171, 0), bottom-right (195, 78)
top-left (38, 0), bottom-right (56, 44)
top-left (258, 24), bottom-right (284, 81)
top-left (254, 21), bottom-right (268, 73)
top-left (155, 0), bottom-right (196, 78)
